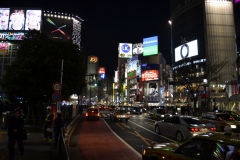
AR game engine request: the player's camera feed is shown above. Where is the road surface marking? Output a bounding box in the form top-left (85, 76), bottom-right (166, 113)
top-left (134, 131), bottom-right (151, 146)
top-left (129, 120), bottom-right (177, 143)
top-left (103, 120), bottom-right (142, 158)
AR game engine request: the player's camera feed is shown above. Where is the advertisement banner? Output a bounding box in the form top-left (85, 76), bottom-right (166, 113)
top-left (175, 39), bottom-right (198, 62)
top-left (0, 43), bottom-right (8, 54)
top-left (0, 8), bottom-right (10, 30)
top-left (118, 43), bottom-right (132, 58)
top-left (9, 9), bottom-right (25, 30)
top-left (133, 43), bottom-right (143, 55)
top-left (142, 70), bottom-right (159, 81)
top-left (0, 32), bottom-right (25, 40)
top-left (25, 10), bottom-right (42, 30)
top-left (143, 36), bottom-right (158, 56)
top-left (98, 67), bottom-right (106, 74)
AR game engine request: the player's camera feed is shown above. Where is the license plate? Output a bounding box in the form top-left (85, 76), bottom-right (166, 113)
top-left (200, 128), bottom-right (208, 132)
top-left (121, 115), bottom-right (126, 118)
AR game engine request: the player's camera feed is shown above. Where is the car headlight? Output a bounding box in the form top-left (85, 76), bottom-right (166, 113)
top-left (161, 115), bottom-right (165, 118)
top-left (231, 125), bottom-right (237, 129)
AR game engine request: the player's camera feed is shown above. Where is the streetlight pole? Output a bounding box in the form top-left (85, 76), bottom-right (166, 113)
top-left (168, 20), bottom-right (173, 66)
top-left (57, 59), bottom-right (64, 112)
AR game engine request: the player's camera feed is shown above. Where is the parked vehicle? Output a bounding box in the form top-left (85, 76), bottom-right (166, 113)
top-left (155, 115), bottom-right (212, 142)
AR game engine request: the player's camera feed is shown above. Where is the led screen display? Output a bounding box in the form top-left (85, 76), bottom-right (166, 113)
top-left (8, 9), bottom-right (25, 30)
top-left (0, 8), bottom-right (10, 30)
top-left (142, 70), bottom-right (159, 81)
top-left (175, 39), bottom-right (198, 62)
top-left (0, 32), bottom-right (24, 40)
top-left (25, 10), bottom-right (41, 30)
top-left (143, 36), bottom-right (158, 56)
top-left (118, 43), bottom-right (132, 58)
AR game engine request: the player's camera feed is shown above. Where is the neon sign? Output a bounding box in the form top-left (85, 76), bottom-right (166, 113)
top-left (0, 32), bottom-right (24, 40)
top-left (89, 56), bottom-right (98, 63)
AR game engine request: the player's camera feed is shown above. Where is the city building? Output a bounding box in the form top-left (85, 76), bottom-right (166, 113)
top-left (170, 0), bottom-right (237, 111)
top-left (0, 8), bottom-right (83, 79)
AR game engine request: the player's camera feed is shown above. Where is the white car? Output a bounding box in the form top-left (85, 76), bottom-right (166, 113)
top-left (155, 115), bottom-right (212, 142)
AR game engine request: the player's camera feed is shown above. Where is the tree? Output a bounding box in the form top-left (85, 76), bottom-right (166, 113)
top-left (1, 31), bottom-right (86, 105)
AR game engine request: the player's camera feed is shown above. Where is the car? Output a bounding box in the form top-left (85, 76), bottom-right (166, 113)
top-left (201, 112), bottom-right (240, 133)
top-left (85, 106), bottom-right (100, 120)
top-left (155, 115), bottom-right (213, 142)
top-left (149, 107), bottom-right (168, 120)
top-left (131, 106), bottom-right (143, 115)
top-left (142, 132), bottom-right (240, 160)
top-left (110, 107), bottom-right (130, 122)
top-left (223, 110), bottom-right (240, 121)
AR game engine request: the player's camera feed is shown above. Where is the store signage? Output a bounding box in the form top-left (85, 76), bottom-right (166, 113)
top-left (98, 67), bottom-right (106, 74)
top-left (118, 43), bottom-right (132, 58)
top-left (0, 43), bottom-right (9, 54)
top-left (89, 56), bottom-right (98, 63)
top-left (127, 71), bottom-right (136, 79)
top-left (142, 70), bottom-right (159, 81)
top-left (143, 36), bottom-right (158, 56)
top-left (0, 32), bottom-right (25, 40)
top-left (175, 39), bottom-right (198, 62)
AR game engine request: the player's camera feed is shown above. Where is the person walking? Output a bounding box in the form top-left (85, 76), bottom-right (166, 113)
top-left (54, 111), bottom-right (63, 146)
top-left (7, 108), bottom-right (25, 160)
top-left (43, 106), bottom-right (54, 142)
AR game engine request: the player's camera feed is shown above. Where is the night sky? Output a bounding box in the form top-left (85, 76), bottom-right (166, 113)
top-left (1, 0), bottom-right (171, 77)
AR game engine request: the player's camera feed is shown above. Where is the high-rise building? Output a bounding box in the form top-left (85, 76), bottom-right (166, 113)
top-left (170, 0), bottom-right (237, 110)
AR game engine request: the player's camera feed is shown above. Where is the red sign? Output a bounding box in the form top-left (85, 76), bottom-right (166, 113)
top-left (89, 56), bottom-right (98, 63)
top-left (142, 70), bottom-right (159, 81)
top-left (0, 43), bottom-right (8, 54)
top-left (98, 67), bottom-right (106, 74)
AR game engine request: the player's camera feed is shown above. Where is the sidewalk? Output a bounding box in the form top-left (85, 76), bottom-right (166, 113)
top-left (0, 125), bottom-right (58, 160)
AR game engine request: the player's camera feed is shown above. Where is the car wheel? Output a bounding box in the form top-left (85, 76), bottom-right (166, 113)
top-left (155, 125), bottom-right (160, 134)
top-left (176, 131), bottom-right (184, 142)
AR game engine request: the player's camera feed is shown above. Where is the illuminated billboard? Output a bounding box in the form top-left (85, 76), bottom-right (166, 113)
top-left (142, 70), bottom-right (159, 81)
top-left (133, 43), bottom-right (143, 55)
top-left (175, 39), bottom-right (198, 62)
top-left (118, 43), bottom-right (132, 58)
top-left (0, 32), bottom-right (25, 40)
top-left (9, 9), bottom-right (25, 30)
top-left (143, 36), bottom-right (158, 56)
top-left (89, 56), bottom-right (98, 63)
top-left (235, 0), bottom-right (240, 3)
top-left (0, 42), bottom-right (8, 54)
top-left (98, 67), bottom-right (105, 74)
top-left (25, 10), bottom-right (41, 30)
top-left (0, 8), bottom-right (10, 30)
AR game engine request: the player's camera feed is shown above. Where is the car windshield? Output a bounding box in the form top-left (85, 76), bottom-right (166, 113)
top-left (116, 109), bottom-right (128, 114)
top-left (182, 118), bottom-right (202, 124)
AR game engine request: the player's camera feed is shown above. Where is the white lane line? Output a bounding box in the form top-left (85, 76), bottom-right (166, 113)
top-left (103, 120), bottom-right (142, 158)
top-left (129, 120), bottom-right (177, 143)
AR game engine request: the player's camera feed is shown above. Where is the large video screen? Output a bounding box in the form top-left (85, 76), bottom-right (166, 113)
top-left (8, 9), bottom-right (25, 30)
top-left (175, 39), bottom-right (198, 62)
top-left (0, 8), bottom-right (10, 30)
top-left (25, 10), bottom-right (41, 30)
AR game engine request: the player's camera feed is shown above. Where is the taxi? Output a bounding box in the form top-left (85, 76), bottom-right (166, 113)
top-left (110, 107), bottom-right (130, 122)
top-left (142, 132), bottom-right (240, 160)
top-left (85, 106), bottom-right (100, 120)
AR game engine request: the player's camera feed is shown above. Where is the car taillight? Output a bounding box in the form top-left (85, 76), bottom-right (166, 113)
top-left (126, 115), bottom-right (130, 118)
top-left (190, 128), bottom-right (199, 132)
top-left (210, 127), bottom-right (216, 131)
top-left (97, 113), bottom-right (100, 117)
top-left (116, 115), bottom-right (121, 118)
top-left (229, 118), bottom-right (233, 120)
top-left (91, 111), bottom-right (94, 113)
top-left (85, 113), bottom-right (88, 117)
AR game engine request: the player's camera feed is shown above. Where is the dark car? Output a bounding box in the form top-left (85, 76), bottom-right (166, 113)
top-left (131, 106), bottom-right (143, 115)
top-left (85, 106), bottom-right (100, 120)
top-left (201, 112), bottom-right (240, 133)
top-left (223, 111), bottom-right (240, 121)
top-left (142, 132), bottom-right (240, 160)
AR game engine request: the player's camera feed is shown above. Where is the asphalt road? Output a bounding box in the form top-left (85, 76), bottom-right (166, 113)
top-left (68, 109), bottom-right (176, 160)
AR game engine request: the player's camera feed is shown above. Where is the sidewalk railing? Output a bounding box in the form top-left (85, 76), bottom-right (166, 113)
top-left (58, 128), bottom-right (70, 160)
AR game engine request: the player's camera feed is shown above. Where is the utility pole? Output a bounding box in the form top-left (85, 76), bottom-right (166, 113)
top-left (57, 59), bottom-right (64, 112)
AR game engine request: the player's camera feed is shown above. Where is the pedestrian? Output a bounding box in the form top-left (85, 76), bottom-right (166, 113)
top-left (43, 106), bottom-right (54, 142)
top-left (7, 109), bottom-right (25, 160)
top-left (54, 111), bottom-right (63, 146)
